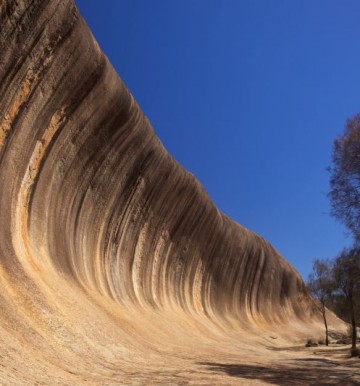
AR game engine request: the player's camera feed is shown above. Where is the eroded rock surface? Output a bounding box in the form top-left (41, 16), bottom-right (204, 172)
top-left (0, 1), bottom-right (330, 384)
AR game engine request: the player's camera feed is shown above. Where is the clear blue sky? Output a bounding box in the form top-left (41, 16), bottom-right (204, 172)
top-left (75, 0), bottom-right (360, 279)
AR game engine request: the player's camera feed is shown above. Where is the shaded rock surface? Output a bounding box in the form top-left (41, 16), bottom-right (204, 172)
top-left (0, 1), bottom-right (342, 384)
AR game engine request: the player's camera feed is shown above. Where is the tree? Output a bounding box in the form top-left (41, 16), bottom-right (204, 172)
top-left (329, 114), bottom-right (360, 241)
top-left (332, 247), bottom-right (360, 349)
top-left (307, 259), bottom-right (334, 346)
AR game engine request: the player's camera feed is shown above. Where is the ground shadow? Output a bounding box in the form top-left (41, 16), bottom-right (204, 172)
top-left (198, 358), bottom-right (359, 385)
top-left (266, 345), bottom-right (351, 356)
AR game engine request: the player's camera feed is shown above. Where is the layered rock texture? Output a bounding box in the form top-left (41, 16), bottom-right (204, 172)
top-left (0, 1), bottom-right (331, 384)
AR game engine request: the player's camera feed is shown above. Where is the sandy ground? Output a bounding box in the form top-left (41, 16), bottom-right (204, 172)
top-left (201, 344), bottom-right (360, 386)
top-left (128, 344), bottom-right (360, 385)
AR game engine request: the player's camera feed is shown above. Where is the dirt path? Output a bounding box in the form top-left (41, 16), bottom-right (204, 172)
top-left (195, 345), bottom-right (360, 385)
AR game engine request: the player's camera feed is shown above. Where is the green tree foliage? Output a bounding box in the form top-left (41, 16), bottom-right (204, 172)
top-left (332, 247), bottom-right (360, 349)
top-left (307, 259), bottom-right (334, 346)
top-left (329, 114), bottom-right (360, 241)
top-left (307, 250), bottom-right (360, 349)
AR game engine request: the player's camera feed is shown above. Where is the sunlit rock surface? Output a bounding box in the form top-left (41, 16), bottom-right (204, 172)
top-left (0, 1), bottom-right (332, 384)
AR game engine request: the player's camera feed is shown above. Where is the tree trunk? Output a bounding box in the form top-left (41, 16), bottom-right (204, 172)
top-left (349, 299), bottom-right (357, 349)
top-left (322, 304), bottom-right (329, 346)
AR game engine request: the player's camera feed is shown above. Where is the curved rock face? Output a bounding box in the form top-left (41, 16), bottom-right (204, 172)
top-left (0, 0), bottom-right (322, 384)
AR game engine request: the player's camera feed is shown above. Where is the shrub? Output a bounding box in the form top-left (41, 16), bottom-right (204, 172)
top-left (350, 348), bottom-right (360, 357)
top-left (305, 339), bottom-right (318, 347)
